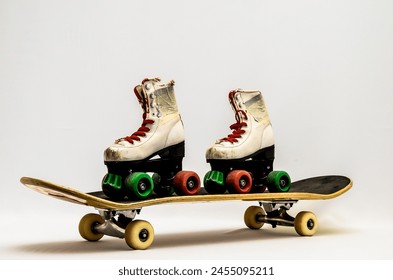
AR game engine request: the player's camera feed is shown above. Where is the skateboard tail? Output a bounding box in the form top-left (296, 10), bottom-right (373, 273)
top-left (19, 177), bottom-right (114, 208)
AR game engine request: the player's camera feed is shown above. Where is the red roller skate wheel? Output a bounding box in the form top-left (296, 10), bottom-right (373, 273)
top-left (226, 170), bottom-right (253, 194)
top-left (173, 171), bottom-right (201, 196)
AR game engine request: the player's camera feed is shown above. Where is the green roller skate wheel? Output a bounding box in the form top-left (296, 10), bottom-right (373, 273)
top-left (125, 172), bottom-right (154, 199)
top-left (266, 171), bottom-right (291, 193)
top-left (102, 173), bottom-right (125, 200)
top-left (203, 170), bottom-right (226, 194)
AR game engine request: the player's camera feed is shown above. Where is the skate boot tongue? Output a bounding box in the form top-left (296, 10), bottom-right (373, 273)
top-left (118, 81), bottom-right (155, 144)
top-left (205, 88), bottom-right (275, 161)
top-left (134, 85), bottom-right (148, 113)
top-left (134, 77), bottom-right (162, 113)
top-left (219, 89), bottom-right (270, 144)
top-left (118, 78), bottom-right (179, 145)
top-left (143, 78), bottom-right (178, 117)
top-left (232, 89), bottom-right (270, 125)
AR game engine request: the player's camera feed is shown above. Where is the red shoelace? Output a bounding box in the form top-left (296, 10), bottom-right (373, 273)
top-left (220, 110), bottom-right (248, 143)
top-left (119, 85), bottom-right (155, 144)
top-left (122, 113), bottom-right (154, 144)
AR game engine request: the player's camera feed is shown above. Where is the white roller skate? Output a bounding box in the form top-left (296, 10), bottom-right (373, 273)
top-left (103, 78), bottom-right (200, 200)
top-left (204, 89), bottom-right (291, 194)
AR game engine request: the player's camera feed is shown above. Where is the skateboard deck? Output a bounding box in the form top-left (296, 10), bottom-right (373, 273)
top-left (20, 175), bottom-right (352, 250)
top-left (20, 175), bottom-right (351, 210)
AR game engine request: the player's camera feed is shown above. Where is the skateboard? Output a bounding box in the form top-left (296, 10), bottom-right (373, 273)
top-left (20, 175), bottom-right (352, 250)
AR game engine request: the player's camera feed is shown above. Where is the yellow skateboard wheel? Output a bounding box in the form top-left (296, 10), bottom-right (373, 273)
top-left (244, 206), bottom-right (265, 229)
top-left (78, 213), bottom-right (105, 241)
top-left (294, 211), bottom-right (318, 236)
top-left (125, 220), bottom-right (154, 250)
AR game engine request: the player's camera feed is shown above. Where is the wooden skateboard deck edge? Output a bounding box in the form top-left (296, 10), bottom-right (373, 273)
top-left (20, 176), bottom-right (352, 211)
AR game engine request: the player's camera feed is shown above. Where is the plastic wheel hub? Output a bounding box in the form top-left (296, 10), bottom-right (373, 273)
top-left (307, 219), bottom-right (315, 230)
top-left (139, 229), bottom-right (149, 242)
top-left (187, 179), bottom-right (195, 190)
top-left (138, 180), bottom-right (148, 192)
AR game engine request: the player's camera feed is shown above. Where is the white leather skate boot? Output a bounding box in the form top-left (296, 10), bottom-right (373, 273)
top-left (206, 89), bottom-right (275, 161)
top-left (102, 78), bottom-right (200, 200)
top-left (104, 77), bottom-right (185, 162)
top-left (204, 89), bottom-right (290, 194)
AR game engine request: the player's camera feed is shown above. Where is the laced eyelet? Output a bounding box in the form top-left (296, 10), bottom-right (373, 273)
top-left (120, 84), bottom-right (155, 144)
top-left (122, 118), bottom-right (155, 144)
top-left (220, 110), bottom-right (248, 143)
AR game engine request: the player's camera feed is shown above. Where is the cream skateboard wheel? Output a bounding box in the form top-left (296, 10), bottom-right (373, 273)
top-left (294, 211), bottom-right (318, 236)
top-left (79, 213), bottom-right (105, 242)
top-left (244, 206), bottom-right (265, 229)
top-left (125, 220), bottom-right (154, 250)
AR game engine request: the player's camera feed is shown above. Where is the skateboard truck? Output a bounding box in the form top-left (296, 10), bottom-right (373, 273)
top-left (93, 208), bottom-right (141, 239)
top-left (258, 200), bottom-right (297, 228)
top-left (244, 200), bottom-right (319, 236)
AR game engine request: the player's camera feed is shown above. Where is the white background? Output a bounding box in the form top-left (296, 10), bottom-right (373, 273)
top-left (1, 0), bottom-right (392, 263)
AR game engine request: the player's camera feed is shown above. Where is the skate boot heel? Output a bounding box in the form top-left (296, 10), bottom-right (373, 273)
top-left (254, 145), bottom-right (275, 161)
top-left (158, 142), bottom-right (185, 159)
